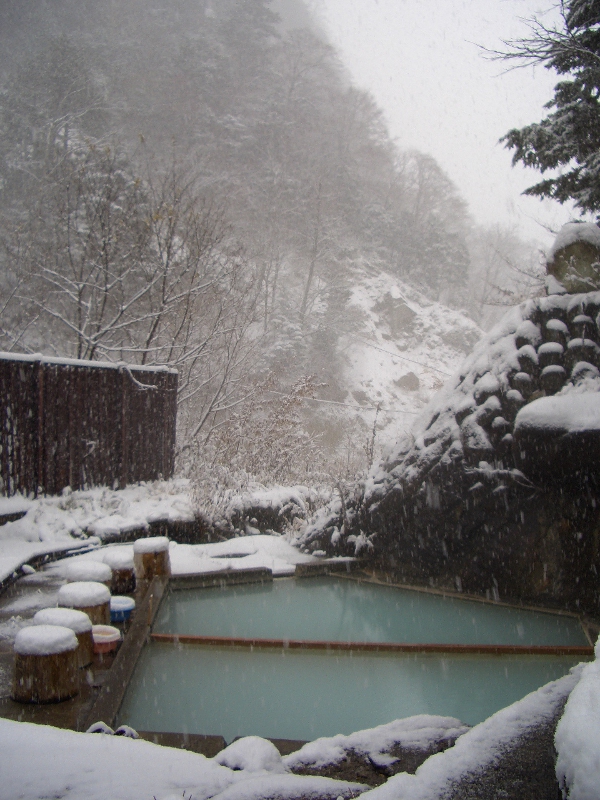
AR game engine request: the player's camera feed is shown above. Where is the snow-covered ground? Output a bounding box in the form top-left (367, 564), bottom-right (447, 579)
top-left (301, 268), bottom-right (482, 462)
top-left (43, 534), bottom-right (316, 582)
top-left (555, 637), bottom-right (600, 800)
top-left (0, 526), bottom-right (321, 645)
top-left (0, 719), bottom-right (365, 800)
top-left (0, 481), bottom-right (195, 585)
top-left (342, 272), bottom-right (481, 440)
top-left (284, 716), bottom-right (469, 772)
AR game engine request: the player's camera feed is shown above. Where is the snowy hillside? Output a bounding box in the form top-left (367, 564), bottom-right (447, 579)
top-left (306, 267), bottom-right (483, 463)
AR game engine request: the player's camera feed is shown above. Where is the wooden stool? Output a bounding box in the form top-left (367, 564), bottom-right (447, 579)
top-left (57, 581), bottom-right (111, 625)
top-left (102, 547), bottom-right (136, 594)
top-left (33, 607), bottom-right (94, 668)
top-left (65, 560), bottom-right (112, 589)
top-left (133, 537), bottom-right (171, 582)
top-left (13, 625), bottom-right (79, 703)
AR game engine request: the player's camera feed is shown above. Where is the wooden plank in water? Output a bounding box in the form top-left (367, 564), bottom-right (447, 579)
top-left (150, 633), bottom-right (594, 657)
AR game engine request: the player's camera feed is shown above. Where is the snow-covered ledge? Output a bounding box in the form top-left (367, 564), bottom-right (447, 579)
top-left (555, 636), bottom-right (600, 800)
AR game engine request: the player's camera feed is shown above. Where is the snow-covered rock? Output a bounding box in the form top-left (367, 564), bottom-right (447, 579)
top-left (555, 638), bottom-right (600, 800)
top-left (215, 737), bottom-right (287, 774)
top-left (547, 223), bottom-right (600, 294)
top-left (284, 716), bottom-right (468, 772)
top-left (301, 267), bottom-right (483, 464)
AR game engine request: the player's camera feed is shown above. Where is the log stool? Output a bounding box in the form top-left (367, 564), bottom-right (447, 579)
top-left (65, 560), bottom-right (112, 589)
top-left (33, 607), bottom-right (94, 668)
top-left (13, 625), bottom-right (79, 703)
top-left (57, 581), bottom-right (111, 625)
top-left (133, 537), bottom-right (171, 583)
top-left (102, 547), bottom-right (136, 594)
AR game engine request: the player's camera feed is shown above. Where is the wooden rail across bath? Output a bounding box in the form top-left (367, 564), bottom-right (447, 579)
top-left (150, 633), bottom-right (594, 656)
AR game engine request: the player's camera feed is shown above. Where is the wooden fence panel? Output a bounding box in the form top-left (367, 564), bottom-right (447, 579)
top-left (0, 355), bottom-right (177, 497)
top-left (123, 368), bottom-right (167, 485)
top-left (39, 362), bottom-right (67, 495)
top-left (0, 359), bottom-right (39, 496)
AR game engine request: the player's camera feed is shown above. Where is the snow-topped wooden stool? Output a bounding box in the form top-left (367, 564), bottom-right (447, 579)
top-left (65, 560), bottom-right (112, 589)
top-left (102, 547), bottom-right (136, 594)
top-left (33, 608), bottom-right (94, 668)
top-left (133, 537), bottom-right (171, 583)
top-left (13, 625), bottom-right (79, 703)
top-left (57, 581), bottom-right (111, 625)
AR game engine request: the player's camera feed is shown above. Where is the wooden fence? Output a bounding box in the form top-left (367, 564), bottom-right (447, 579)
top-left (0, 354), bottom-right (178, 496)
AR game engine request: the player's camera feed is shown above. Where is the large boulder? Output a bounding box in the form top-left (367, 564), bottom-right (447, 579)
top-left (514, 393), bottom-right (600, 489)
top-left (546, 222), bottom-right (600, 293)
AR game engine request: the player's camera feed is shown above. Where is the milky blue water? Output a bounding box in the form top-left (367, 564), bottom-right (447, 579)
top-left (153, 576), bottom-right (588, 646)
top-left (118, 578), bottom-right (589, 739)
top-left (117, 642), bottom-right (586, 740)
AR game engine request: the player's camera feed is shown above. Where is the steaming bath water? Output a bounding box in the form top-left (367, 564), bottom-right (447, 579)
top-left (117, 577), bottom-right (590, 740)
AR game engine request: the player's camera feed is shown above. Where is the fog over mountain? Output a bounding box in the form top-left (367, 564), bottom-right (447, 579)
top-left (0, 0), bottom-right (541, 483)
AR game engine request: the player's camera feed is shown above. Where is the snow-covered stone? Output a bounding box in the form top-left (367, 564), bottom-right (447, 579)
top-left (215, 737), bottom-right (287, 774)
top-left (549, 222), bottom-right (600, 260)
top-left (359, 671), bottom-right (580, 800)
top-left (284, 716), bottom-right (468, 771)
top-left (555, 638), bottom-right (600, 800)
top-left (515, 393), bottom-right (600, 434)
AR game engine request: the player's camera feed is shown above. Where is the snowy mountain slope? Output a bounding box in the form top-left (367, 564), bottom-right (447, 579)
top-left (305, 268), bottom-right (483, 464)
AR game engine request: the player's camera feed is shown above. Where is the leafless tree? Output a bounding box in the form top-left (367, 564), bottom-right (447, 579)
top-left (3, 142), bottom-right (263, 448)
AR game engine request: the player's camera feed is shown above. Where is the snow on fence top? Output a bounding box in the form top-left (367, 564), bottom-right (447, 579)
top-left (14, 625), bottom-right (78, 656)
top-left (33, 607), bottom-right (93, 634)
top-left (58, 581), bottom-right (111, 608)
top-left (0, 351), bottom-right (176, 374)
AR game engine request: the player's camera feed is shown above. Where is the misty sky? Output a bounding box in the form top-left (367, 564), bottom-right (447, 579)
top-left (313, 0), bottom-right (574, 247)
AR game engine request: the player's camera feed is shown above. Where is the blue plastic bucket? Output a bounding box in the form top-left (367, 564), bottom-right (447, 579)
top-left (110, 596), bottom-right (136, 623)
